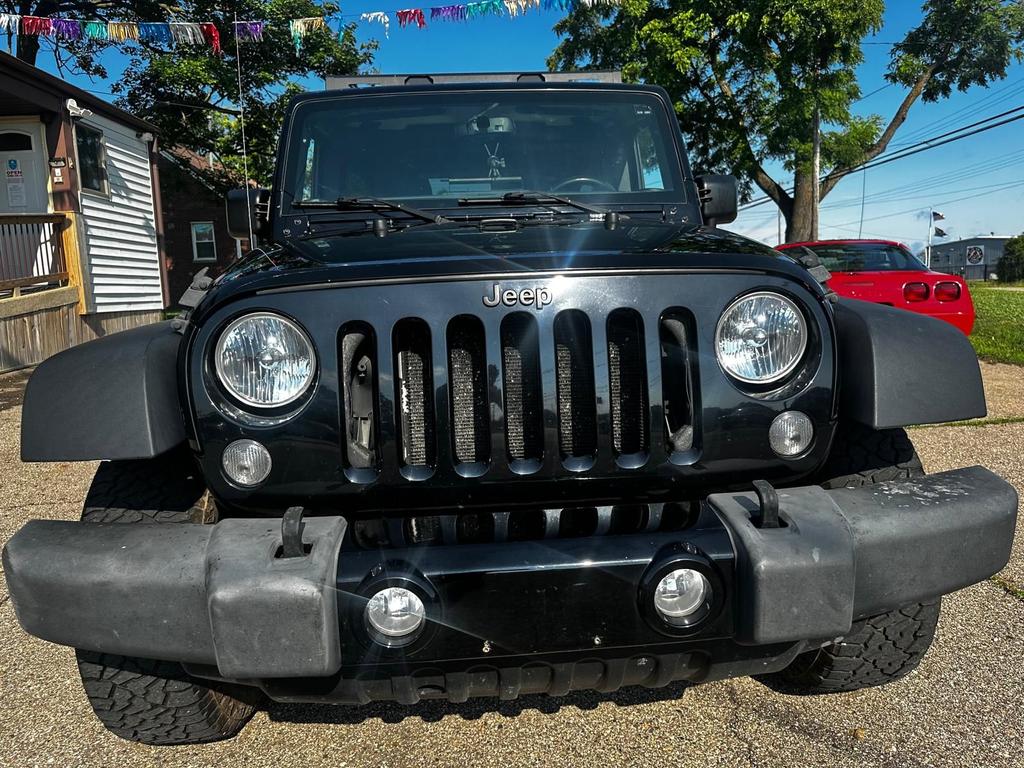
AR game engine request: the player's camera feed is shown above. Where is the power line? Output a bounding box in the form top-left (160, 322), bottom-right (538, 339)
top-left (740, 105), bottom-right (1024, 211)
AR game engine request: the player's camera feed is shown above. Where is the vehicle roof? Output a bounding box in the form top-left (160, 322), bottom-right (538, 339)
top-left (777, 238), bottom-right (909, 250)
top-left (293, 81), bottom-right (671, 106)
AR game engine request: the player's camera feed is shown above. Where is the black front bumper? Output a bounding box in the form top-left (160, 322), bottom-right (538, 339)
top-left (3, 467), bottom-right (1017, 703)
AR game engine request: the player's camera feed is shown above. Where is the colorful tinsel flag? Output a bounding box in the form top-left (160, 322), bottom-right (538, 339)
top-left (21, 16), bottom-right (53, 36)
top-left (396, 8), bottom-right (427, 28)
top-left (51, 18), bottom-right (81, 40)
top-left (359, 11), bottom-right (390, 38)
top-left (169, 22), bottom-right (205, 45)
top-left (233, 21), bottom-right (265, 42)
top-left (503, 0), bottom-right (539, 14)
top-left (139, 22), bottom-right (173, 44)
top-left (431, 5), bottom-right (466, 21)
top-left (200, 22), bottom-right (221, 54)
top-left (289, 17), bottom-right (326, 51)
top-left (466, 0), bottom-right (505, 18)
top-left (108, 21), bottom-right (139, 41)
top-left (0, 14), bottom-right (21, 34)
top-left (83, 20), bottom-right (108, 40)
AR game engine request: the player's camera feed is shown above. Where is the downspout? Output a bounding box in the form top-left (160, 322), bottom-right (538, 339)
top-left (148, 134), bottom-right (170, 309)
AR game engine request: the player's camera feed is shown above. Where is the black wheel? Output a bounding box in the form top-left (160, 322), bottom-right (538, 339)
top-left (768, 422), bottom-right (939, 694)
top-left (774, 600), bottom-right (940, 693)
top-left (75, 452), bottom-right (256, 745)
top-left (815, 421), bottom-right (923, 489)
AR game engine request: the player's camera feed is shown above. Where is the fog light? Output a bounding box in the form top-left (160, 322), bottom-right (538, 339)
top-left (653, 568), bottom-right (710, 624)
top-left (222, 439), bottom-right (272, 487)
top-left (769, 411), bottom-right (813, 457)
top-left (366, 587), bottom-right (425, 640)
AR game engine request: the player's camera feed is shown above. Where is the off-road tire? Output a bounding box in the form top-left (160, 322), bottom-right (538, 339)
top-left (775, 600), bottom-right (941, 693)
top-left (75, 453), bottom-right (255, 745)
top-left (769, 423), bottom-right (939, 694)
top-left (815, 421), bottom-right (923, 489)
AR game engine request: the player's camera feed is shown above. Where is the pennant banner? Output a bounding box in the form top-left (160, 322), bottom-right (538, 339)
top-left (0, 0), bottom-right (621, 52)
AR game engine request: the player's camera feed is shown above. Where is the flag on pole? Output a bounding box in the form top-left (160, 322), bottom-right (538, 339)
top-left (932, 210), bottom-right (945, 221)
top-left (934, 226), bottom-right (948, 238)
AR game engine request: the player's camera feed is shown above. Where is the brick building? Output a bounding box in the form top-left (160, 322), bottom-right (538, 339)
top-left (158, 149), bottom-right (248, 306)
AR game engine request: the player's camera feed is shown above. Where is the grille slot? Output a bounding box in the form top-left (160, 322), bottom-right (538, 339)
top-left (501, 314), bottom-right (544, 464)
top-left (660, 312), bottom-right (697, 455)
top-left (339, 323), bottom-right (379, 475)
top-left (606, 309), bottom-right (649, 456)
top-left (393, 319), bottom-right (435, 468)
top-left (346, 502), bottom-right (699, 549)
top-left (447, 316), bottom-right (490, 465)
top-left (553, 310), bottom-right (597, 460)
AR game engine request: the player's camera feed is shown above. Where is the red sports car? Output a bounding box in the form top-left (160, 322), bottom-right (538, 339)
top-left (776, 239), bottom-right (975, 335)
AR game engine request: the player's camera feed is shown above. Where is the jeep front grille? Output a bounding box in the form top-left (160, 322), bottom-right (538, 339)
top-left (338, 309), bottom-right (698, 482)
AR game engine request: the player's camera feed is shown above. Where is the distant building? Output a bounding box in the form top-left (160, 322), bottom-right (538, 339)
top-left (158, 148), bottom-right (248, 306)
top-left (922, 235), bottom-right (1012, 280)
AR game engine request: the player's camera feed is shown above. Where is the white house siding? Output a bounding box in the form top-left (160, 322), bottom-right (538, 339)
top-left (78, 114), bottom-right (163, 313)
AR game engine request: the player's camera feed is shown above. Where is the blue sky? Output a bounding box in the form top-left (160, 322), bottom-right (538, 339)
top-left (31, 2), bottom-right (1024, 251)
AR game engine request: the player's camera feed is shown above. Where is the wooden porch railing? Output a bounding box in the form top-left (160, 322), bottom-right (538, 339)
top-left (0, 214), bottom-right (71, 300)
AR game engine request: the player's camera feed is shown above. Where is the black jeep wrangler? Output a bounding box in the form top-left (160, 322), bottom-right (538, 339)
top-left (4, 75), bottom-right (1017, 745)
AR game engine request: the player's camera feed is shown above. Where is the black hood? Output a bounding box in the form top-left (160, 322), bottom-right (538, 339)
top-left (195, 221), bottom-right (808, 319)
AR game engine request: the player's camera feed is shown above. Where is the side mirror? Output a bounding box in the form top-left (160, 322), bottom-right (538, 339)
top-left (695, 174), bottom-right (738, 226)
top-left (225, 187), bottom-right (270, 241)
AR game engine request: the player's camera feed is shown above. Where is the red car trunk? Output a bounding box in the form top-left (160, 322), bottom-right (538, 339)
top-left (777, 239), bottom-right (975, 335)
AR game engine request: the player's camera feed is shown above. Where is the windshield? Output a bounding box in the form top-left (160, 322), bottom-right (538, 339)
top-left (804, 243), bottom-right (926, 272)
top-left (281, 90), bottom-right (684, 211)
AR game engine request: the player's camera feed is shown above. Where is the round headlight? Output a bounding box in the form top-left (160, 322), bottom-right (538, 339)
top-left (215, 312), bottom-right (316, 408)
top-left (715, 292), bottom-right (807, 384)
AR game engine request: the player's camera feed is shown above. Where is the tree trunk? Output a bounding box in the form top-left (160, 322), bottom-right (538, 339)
top-left (15, 35), bottom-right (41, 66)
top-left (785, 171), bottom-right (816, 243)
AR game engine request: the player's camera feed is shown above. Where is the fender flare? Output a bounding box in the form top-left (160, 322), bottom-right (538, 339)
top-left (20, 321), bottom-right (186, 461)
top-left (834, 298), bottom-right (986, 429)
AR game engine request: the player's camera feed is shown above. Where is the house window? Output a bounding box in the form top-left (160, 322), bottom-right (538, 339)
top-left (75, 124), bottom-right (107, 194)
top-left (191, 222), bottom-right (217, 262)
top-left (0, 132), bottom-right (33, 151)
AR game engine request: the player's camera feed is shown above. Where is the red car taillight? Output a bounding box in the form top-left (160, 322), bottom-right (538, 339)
top-left (904, 282), bottom-right (929, 302)
top-left (934, 281), bottom-right (962, 302)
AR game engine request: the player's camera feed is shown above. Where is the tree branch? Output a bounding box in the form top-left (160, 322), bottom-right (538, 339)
top-left (708, 46), bottom-right (791, 211)
top-left (820, 61), bottom-right (939, 198)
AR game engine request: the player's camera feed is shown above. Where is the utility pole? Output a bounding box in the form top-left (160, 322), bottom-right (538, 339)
top-left (811, 104), bottom-right (821, 240)
top-left (926, 208), bottom-right (933, 267)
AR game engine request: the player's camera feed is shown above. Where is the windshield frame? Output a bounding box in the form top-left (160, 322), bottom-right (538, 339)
top-left (272, 84), bottom-right (696, 240)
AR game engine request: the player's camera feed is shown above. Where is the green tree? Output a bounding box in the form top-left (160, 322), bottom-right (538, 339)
top-left (549, 1), bottom-right (1024, 242)
top-left (999, 233), bottom-right (1024, 282)
top-left (115, 0), bottom-right (375, 190)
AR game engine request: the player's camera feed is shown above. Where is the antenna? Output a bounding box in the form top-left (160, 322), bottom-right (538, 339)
top-left (233, 12), bottom-right (255, 248)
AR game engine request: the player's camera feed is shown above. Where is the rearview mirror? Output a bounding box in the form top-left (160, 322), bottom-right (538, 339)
top-left (225, 187), bottom-right (270, 241)
top-left (695, 175), bottom-right (738, 226)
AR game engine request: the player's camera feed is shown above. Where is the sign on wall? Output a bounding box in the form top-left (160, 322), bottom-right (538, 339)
top-left (966, 245), bottom-right (985, 265)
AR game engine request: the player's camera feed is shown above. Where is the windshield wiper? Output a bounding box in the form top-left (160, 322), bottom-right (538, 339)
top-left (293, 197), bottom-right (451, 225)
top-left (458, 191), bottom-right (614, 217)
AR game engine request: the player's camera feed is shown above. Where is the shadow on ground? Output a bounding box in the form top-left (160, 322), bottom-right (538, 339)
top-left (266, 681), bottom-right (693, 726)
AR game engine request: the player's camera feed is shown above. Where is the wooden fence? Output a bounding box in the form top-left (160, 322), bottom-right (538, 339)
top-left (0, 214), bottom-right (70, 300)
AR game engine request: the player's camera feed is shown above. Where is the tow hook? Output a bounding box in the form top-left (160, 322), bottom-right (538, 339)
top-left (280, 506), bottom-right (308, 558)
top-left (751, 480), bottom-right (780, 529)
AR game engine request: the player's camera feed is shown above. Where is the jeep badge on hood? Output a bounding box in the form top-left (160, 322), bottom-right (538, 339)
top-left (482, 284), bottom-right (552, 309)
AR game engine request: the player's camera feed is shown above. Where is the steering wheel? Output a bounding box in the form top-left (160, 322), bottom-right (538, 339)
top-left (551, 177), bottom-right (617, 193)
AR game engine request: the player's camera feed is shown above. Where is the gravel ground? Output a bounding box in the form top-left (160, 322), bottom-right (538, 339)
top-left (1, 364), bottom-right (1022, 768)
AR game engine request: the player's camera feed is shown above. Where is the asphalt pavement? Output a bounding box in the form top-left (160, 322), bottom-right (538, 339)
top-left (1, 362), bottom-right (1021, 768)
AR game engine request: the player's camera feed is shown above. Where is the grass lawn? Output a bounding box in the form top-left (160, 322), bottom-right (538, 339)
top-left (969, 285), bottom-right (1024, 365)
